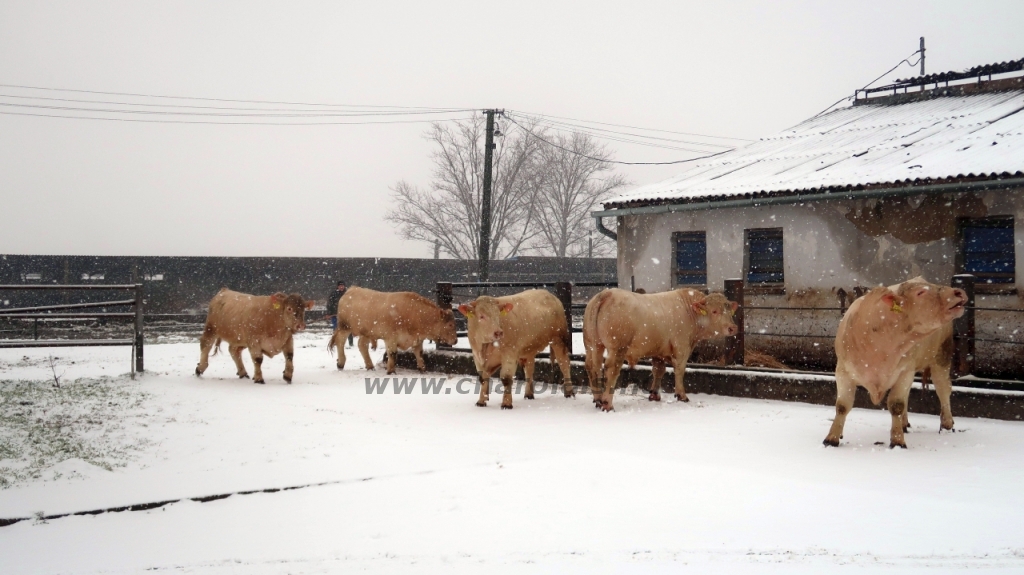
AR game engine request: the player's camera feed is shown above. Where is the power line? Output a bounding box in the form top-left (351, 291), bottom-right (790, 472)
top-left (513, 112), bottom-right (732, 152)
top-left (0, 92), bottom-right (469, 114)
top-left (0, 100), bottom-right (475, 118)
top-left (509, 109), bottom-right (754, 142)
top-left (814, 50), bottom-right (924, 117)
top-left (0, 110), bottom-right (473, 126)
top-left (0, 82), bottom-right (469, 111)
top-left (504, 114), bottom-right (732, 166)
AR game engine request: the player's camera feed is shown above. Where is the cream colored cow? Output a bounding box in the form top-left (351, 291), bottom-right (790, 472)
top-left (824, 277), bottom-right (967, 448)
top-left (583, 288), bottom-right (738, 411)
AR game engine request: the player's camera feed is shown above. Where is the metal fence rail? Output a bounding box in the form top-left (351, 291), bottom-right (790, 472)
top-left (0, 284), bottom-right (144, 372)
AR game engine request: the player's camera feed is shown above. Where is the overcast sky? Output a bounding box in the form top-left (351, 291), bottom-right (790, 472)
top-left (1, 1), bottom-right (1021, 259)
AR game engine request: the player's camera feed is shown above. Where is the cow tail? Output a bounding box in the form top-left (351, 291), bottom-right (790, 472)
top-left (211, 338), bottom-right (222, 356)
top-left (327, 333), bottom-right (336, 357)
top-left (584, 290), bottom-right (612, 347)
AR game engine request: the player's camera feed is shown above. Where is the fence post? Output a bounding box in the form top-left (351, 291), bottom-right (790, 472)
top-left (436, 282), bottom-right (453, 349)
top-left (134, 283), bottom-right (144, 373)
top-left (951, 274), bottom-right (975, 378)
top-left (837, 288), bottom-right (848, 315)
top-left (724, 279), bottom-right (744, 366)
top-left (555, 281), bottom-right (573, 355)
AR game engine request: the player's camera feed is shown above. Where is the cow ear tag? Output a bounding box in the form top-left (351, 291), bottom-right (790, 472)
top-left (500, 309), bottom-right (508, 316)
top-left (891, 302), bottom-right (903, 313)
top-left (273, 303), bottom-right (281, 309)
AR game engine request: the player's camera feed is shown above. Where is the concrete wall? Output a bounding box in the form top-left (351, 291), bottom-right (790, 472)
top-left (613, 190), bottom-right (1024, 377)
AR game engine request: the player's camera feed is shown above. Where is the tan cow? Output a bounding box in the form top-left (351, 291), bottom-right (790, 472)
top-left (458, 289), bottom-right (573, 409)
top-left (328, 286), bottom-right (458, 375)
top-left (583, 288), bottom-right (738, 411)
top-left (824, 277), bottom-right (967, 449)
top-left (195, 288), bottom-right (314, 384)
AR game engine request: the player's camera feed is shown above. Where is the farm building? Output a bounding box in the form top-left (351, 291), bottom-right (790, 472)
top-left (594, 59), bottom-right (1024, 378)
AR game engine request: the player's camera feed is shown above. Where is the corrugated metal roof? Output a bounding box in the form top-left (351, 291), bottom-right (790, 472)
top-left (605, 90), bottom-right (1024, 209)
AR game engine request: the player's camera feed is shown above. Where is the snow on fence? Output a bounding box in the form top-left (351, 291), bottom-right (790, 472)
top-left (0, 284), bottom-right (145, 373)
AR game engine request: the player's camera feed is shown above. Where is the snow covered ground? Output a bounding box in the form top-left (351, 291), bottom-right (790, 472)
top-left (2, 332), bottom-right (1024, 574)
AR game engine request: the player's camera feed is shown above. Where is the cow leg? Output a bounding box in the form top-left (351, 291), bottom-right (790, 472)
top-left (412, 340), bottom-right (426, 373)
top-left (824, 367), bottom-right (855, 446)
top-left (358, 336), bottom-right (375, 370)
top-left (196, 327), bottom-right (216, 376)
top-left (600, 349), bottom-right (626, 411)
top-left (500, 355), bottom-right (518, 410)
top-left (385, 340), bottom-right (399, 375)
top-left (550, 337), bottom-right (574, 398)
top-left (671, 350), bottom-right (692, 402)
top-left (931, 365), bottom-right (955, 431)
top-left (522, 356), bottom-right (536, 400)
top-left (888, 375), bottom-right (914, 449)
top-left (282, 336), bottom-right (295, 384)
top-left (585, 342), bottom-right (605, 401)
top-left (649, 358), bottom-right (666, 401)
top-left (475, 349), bottom-right (499, 407)
top-left (228, 345), bottom-right (249, 379)
top-left (249, 346), bottom-right (265, 384)
top-left (334, 330), bottom-right (349, 370)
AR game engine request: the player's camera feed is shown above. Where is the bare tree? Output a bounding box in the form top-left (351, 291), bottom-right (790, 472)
top-left (529, 132), bottom-right (627, 257)
top-left (386, 116), bottom-right (543, 259)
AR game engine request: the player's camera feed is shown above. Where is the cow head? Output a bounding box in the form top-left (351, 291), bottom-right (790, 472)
top-left (435, 307), bottom-right (459, 346)
top-left (271, 292), bottom-right (316, 333)
top-left (885, 277), bottom-right (967, 334)
top-left (691, 292), bottom-right (739, 339)
top-left (458, 296), bottom-right (513, 345)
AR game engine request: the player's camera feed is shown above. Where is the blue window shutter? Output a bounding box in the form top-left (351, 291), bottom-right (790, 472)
top-left (674, 232), bottom-right (707, 286)
top-left (747, 228), bottom-right (784, 285)
top-left (961, 217), bottom-right (1015, 284)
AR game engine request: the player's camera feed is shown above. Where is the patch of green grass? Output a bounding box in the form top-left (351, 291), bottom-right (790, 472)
top-left (0, 376), bottom-right (152, 488)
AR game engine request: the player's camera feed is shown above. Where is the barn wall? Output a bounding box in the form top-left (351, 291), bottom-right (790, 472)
top-left (614, 190), bottom-right (1024, 377)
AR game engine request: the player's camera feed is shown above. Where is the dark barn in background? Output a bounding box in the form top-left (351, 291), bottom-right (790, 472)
top-left (0, 255), bottom-right (616, 313)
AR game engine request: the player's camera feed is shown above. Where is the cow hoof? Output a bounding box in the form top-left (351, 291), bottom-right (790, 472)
top-left (648, 393), bottom-right (661, 402)
top-left (822, 437), bottom-right (840, 447)
top-left (239, 374), bottom-right (250, 379)
top-left (674, 394), bottom-right (689, 403)
top-left (254, 378), bottom-right (265, 385)
top-left (890, 441), bottom-right (907, 449)
top-left (418, 367), bottom-right (426, 374)
top-left (476, 401), bottom-right (487, 407)
top-left (525, 394), bottom-right (535, 400)
top-left (902, 425), bottom-right (910, 433)
top-left (284, 376), bottom-right (292, 384)
top-left (195, 366), bottom-right (202, 376)
top-left (501, 404), bottom-right (513, 410)
top-left (386, 370), bottom-right (396, 375)
top-left (564, 389), bottom-right (576, 398)
top-left (336, 364), bottom-right (344, 371)
top-left (601, 403), bottom-right (614, 412)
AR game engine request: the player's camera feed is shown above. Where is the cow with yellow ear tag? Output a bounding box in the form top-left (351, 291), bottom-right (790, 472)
top-left (825, 277), bottom-right (967, 449)
top-left (458, 289), bottom-right (573, 410)
top-left (196, 289), bottom-right (315, 384)
top-left (582, 288), bottom-right (738, 411)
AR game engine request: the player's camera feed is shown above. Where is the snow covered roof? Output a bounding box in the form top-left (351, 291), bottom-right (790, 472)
top-left (604, 88), bottom-right (1024, 210)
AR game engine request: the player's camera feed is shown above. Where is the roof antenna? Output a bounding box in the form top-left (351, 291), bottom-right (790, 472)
top-left (919, 37), bottom-right (926, 76)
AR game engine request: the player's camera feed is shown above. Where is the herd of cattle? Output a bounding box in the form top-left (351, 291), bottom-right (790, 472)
top-left (194, 277), bottom-right (968, 449)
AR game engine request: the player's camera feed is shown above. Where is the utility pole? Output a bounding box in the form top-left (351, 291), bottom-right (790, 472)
top-left (479, 109), bottom-right (501, 282)
top-left (920, 37), bottom-right (926, 76)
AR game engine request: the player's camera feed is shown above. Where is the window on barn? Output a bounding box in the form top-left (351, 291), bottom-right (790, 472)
top-left (745, 228), bottom-right (784, 287)
top-left (958, 216), bottom-right (1015, 287)
top-left (672, 231), bottom-right (707, 287)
